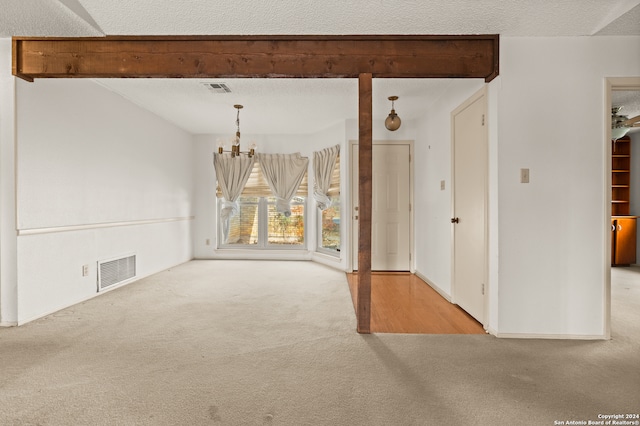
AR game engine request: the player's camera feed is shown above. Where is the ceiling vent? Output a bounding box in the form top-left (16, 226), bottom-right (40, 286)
top-left (202, 83), bottom-right (232, 93)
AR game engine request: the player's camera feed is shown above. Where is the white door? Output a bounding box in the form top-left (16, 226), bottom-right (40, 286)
top-left (352, 143), bottom-right (411, 271)
top-left (452, 90), bottom-right (487, 323)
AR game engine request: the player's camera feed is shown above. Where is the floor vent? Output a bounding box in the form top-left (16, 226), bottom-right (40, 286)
top-left (98, 255), bottom-right (136, 292)
top-left (202, 82), bottom-right (231, 93)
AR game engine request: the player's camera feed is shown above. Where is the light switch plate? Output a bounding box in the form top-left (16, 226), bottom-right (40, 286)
top-left (520, 168), bottom-right (530, 183)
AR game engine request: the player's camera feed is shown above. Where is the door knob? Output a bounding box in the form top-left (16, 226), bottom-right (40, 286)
top-left (451, 217), bottom-right (459, 223)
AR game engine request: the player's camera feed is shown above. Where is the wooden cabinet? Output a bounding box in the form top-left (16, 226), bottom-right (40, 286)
top-left (612, 217), bottom-right (637, 265)
top-left (611, 136), bottom-right (636, 266)
top-left (612, 136), bottom-right (631, 216)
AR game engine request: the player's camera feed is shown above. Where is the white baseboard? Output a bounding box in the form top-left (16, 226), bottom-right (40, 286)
top-left (207, 250), bottom-right (313, 261)
top-left (414, 270), bottom-right (452, 303)
top-left (0, 321), bottom-right (18, 327)
top-left (311, 252), bottom-right (345, 271)
top-left (495, 332), bottom-right (608, 340)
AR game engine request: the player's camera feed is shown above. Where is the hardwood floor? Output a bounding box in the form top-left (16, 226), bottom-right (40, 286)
top-left (346, 272), bottom-right (485, 334)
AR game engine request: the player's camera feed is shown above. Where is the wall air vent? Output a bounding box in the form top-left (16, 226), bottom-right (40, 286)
top-left (97, 254), bottom-right (136, 292)
top-left (202, 83), bottom-right (232, 93)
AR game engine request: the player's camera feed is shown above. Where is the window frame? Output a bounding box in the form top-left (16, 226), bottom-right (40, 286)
top-left (217, 196), bottom-right (308, 250)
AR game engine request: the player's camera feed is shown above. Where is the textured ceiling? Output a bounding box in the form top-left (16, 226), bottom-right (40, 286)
top-left (0, 0), bottom-right (102, 37)
top-left (2, 0), bottom-right (640, 134)
top-left (3, 0), bottom-right (639, 38)
top-left (613, 91), bottom-right (640, 114)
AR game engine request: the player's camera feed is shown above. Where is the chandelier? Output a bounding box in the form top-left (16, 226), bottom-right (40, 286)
top-left (217, 104), bottom-right (256, 157)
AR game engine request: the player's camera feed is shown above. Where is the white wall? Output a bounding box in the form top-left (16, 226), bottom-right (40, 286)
top-left (192, 134), bottom-right (218, 257)
top-left (14, 79), bottom-right (194, 324)
top-left (406, 37), bottom-right (640, 338)
top-left (413, 80), bottom-right (485, 297)
top-left (496, 36), bottom-right (640, 337)
top-left (0, 39), bottom-right (18, 325)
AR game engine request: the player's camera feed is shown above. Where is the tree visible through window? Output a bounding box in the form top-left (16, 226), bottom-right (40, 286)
top-left (268, 197), bottom-right (305, 245)
top-left (321, 196), bottom-right (340, 251)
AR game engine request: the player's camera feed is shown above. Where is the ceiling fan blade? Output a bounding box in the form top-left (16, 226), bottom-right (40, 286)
top-left (621, 114), bottom-right (640, 126)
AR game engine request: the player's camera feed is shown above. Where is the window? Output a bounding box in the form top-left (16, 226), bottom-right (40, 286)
top-left (217, 162), bottom-right (307, 249)
top-left (320, 196), bottom-right (340, 251)
top-left (225, 196), bottom-right (260, 245)
top-left (267, 197), bottom-right (305, 246)
top-left (318, 154), bottom-right (340, 254)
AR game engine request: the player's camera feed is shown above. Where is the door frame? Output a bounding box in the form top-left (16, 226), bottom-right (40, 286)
top-left (604, 77), bottom-right (640, 340)
top-left (450, 86), bottom-right (489, 326)
top-left (348, 139), bottom-right (414, 273)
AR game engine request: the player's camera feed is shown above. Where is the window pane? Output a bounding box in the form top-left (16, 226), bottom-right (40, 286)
top-left (321, 196), bottom-right (340, 251)
top-left (267, 203), bottom-right (305, 246)
top-left (224, 198), bottom-right (259, 245)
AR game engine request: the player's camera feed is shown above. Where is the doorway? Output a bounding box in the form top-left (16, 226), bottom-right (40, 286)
top-left (351, 141), bottom-right (413, 271)
top-left (605, 77), bottom-right (640, 339)
top-left (451, 87), bottom-right (488, 324)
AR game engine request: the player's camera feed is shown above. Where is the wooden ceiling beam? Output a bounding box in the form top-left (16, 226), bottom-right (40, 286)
top-left (12, 35), bottom-right (499, 82)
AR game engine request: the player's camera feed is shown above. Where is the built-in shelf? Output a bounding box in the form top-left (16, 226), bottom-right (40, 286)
top-left (611, 135), bottom-right (636, 265)
top-left (611, 135), bottom-right (631, 219)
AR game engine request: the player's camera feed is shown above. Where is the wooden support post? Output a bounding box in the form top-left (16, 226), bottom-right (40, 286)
top-left (357, 73), bottom-right (373, 334)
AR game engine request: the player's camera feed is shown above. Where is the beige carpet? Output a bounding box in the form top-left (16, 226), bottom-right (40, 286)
top-left (0, 260), bottom-right (638, 425)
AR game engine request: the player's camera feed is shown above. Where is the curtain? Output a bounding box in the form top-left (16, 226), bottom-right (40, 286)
top-left (213, 152), bottom-right (256, 242)
top-left (216, 160), bottom-right (308, 198)
top-left (313, 144), bottom-right (340, 210)
top-left (256, 152), bottom-right (309, 216)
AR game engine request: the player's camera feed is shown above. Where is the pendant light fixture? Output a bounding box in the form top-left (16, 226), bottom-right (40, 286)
top-left (217, 104), bottom-right (256, 157)
top-left (385, 96), bottom-right (401, 131)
